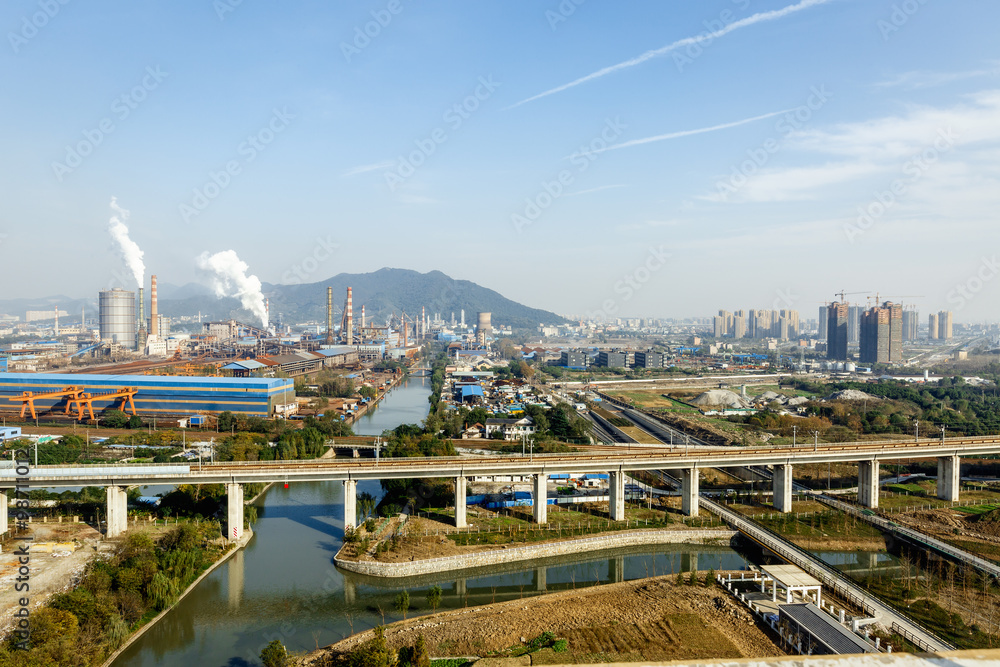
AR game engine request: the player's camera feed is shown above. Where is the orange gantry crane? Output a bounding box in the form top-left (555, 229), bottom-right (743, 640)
top-left (7, 386), bottom-right (85, 419)
top-left (69, 387), bottom-right (139, 421)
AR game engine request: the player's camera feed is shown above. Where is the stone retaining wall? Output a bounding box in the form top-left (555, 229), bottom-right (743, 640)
top-left (334, 529), bottom-right (736, 578)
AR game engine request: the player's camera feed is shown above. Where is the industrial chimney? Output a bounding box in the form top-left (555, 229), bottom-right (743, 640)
top-left (421, 306), bottom-right (426, 339)
top-left (326, 286), bottom-right (333, 344)
top-left (150, 275), bottom-right (159, 338)
top-left (345, 287), bottom-right (353, 346)
top-left (54, 306), bottom-right (59, 337)
top-left (361, 304), bottom-right (366, 331)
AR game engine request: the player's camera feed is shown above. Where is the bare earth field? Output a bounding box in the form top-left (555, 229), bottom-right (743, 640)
top-left (0, 522), bottom-right (110, 636)
top-left (299, 576), bottom-right (785, 665)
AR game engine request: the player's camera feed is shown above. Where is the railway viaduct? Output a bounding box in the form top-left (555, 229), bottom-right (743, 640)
top-left (2, 435), bottom-right (998, 541)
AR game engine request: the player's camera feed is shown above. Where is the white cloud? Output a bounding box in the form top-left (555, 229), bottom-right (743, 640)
top-left (873, 65), bottom-right (1000, 90)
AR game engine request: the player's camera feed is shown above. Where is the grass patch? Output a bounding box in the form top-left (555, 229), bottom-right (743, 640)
top-left (953, 504), bottom-right (1000, 516)
top-left (430, 660), bottom-right (474, 667)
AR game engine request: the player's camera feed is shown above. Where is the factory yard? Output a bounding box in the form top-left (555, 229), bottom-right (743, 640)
top-left (299, 575), bottom-right (783, 665)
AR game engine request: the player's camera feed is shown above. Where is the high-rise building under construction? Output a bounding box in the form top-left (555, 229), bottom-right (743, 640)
top-left (860, 301), bottom-right (902, 364)
top-left (827, 302), bottom-right (849, 360)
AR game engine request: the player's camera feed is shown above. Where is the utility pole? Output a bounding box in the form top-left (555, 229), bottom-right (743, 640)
top-left (941, 425), bottom-right (946, 443)
top-left (812, 430), bottom-right (819, 452)
top-left (914, 420), bottom-right (919, 442)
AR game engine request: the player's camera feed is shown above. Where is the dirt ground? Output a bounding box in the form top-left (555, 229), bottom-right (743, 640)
top-left (0, 522), bottom-right (110, 636)
top-left (298, 575), bottom-right (785, 665)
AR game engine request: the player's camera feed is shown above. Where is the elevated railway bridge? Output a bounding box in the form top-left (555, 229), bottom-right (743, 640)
top-left (3, 435), bottom-right (999, 542)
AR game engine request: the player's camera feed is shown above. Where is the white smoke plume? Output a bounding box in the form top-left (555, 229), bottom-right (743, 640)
top-left (108, 197), bottom-right (145, 287)
top-left (196, 250), bottom-right (268, 327)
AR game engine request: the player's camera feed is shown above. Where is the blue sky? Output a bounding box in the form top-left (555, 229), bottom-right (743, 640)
top-left (1, 0), bottom-right (998, 323)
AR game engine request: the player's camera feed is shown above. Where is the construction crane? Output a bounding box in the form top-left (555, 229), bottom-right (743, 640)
top-left (870, 294), bottom-right (924, 305)
top-left (834, 290), bottom-right (869, 303)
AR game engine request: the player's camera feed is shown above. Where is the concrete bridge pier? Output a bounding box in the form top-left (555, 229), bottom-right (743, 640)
top-left (937, 455), bottom-right (960, 501)
top-left (533, 473), bottom-right (547, 524)
top-left (681, 467), bottom-right (699, 516)
top-left (609, 470), bottom-right (625, 521)
top-left (227, 483), bottom-right (244, 542)
top-left (455, 578), bottom-right (466, 598)
top-left (681, 552), bottom-right (698, 573)
top-left (455, 476), bottom-right (467, 528)
top-left (343, 480), bottom-right (357, 531)
top-left (535, 567), bottom-right (547, 592)
top-left (858, 460), bottom-right (880, 509)
top-left (0, 491), bottom-right (7, 535)
top-left (773, 464), bottom-right (793, 513)
top-left (106, 486), bottom-right (128, 538)
top-left (344, 578), bottom-right (357, 604)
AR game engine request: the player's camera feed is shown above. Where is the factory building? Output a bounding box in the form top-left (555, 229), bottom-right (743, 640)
top-left (596, 351), bottom-right (627, 368)
top-left (560, 351), bottom-right (588, 370)
top-left (0, 373), bottom-right (294, 417)
top-left (633, 350), bottom-right (663, 368)
top-left (928, 312), bottom-right (939, 340)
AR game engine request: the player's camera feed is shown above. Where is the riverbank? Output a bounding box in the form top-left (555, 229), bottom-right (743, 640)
top-left (335, 527), bottom-right (737, 577)
top-left (100, 527), bottom-right (254, 667)
top-left (297, 573), bottom-right (784, 665)
top-left (344, 370), bottom-right (406, 426)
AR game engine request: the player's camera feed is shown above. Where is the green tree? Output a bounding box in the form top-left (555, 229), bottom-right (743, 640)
top-left (217, 411), bottom-right (236, 432)
top-left (127, 414), bottom-right (143, 429)
top-left (347, 626), bottom-right (397, 667)
top-left (100, 410), bottom-right (129, 429)
top-left (412, 634), bottom-right (431, 667)
top-left (394, 590), bottom-right (410, 619)
top-left (426, 584), bottom-right (442, 612)
top-left (260, 639), bottom-right (288, 667)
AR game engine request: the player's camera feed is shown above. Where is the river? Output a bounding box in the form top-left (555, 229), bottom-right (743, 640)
top-left (111, 379), bottom-right (895, 666)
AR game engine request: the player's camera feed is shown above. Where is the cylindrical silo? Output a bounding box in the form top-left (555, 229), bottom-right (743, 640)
top-left (100, 288), bottom-right (137, 350)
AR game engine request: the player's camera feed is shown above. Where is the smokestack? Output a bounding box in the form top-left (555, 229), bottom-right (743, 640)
top-left (138, 287), bottom-right (145, 332)
top-left (54, 306), bottom-right (59, 336)
top-left (150, 275), bottom-right (159, 337)
top-left (345, 287), bottom-right (353, 346)
top-left (361, 304), bottom-right (366, 331)
top-left (326, 286), bottom-right (333, 344)
top-left (265, 299), bottom-right (269, 330)
top-left (402, 310), bottom-right (408, 349)
top-left (421, 306), bottom-right (426, 339)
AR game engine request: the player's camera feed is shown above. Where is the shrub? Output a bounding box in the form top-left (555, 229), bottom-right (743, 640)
top-left (260, 639), bottom-right (288, 667)
top-left (553, 638), bottom-right (569, 653)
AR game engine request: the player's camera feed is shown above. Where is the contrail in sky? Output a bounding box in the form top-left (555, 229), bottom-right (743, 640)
top-left (507, 0), bottom-right (832, 109)
top-left (588, 108), bottom-right (796, 156)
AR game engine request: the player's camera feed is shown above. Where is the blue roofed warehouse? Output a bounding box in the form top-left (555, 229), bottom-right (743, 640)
top-left (0, 373), bottom-right (295, 418)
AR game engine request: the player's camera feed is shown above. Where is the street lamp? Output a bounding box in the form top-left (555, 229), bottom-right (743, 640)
top-left (913, 420), bottom-right (919, 443)
top-left (792, 425), bottom-right (797, 447)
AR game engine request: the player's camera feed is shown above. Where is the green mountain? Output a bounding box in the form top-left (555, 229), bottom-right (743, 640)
top-left (160, 268), bottom-right (568, 330)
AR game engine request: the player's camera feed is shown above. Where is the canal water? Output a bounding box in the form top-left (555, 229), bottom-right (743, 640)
top-left (111, 379), bottom-right (895, 666)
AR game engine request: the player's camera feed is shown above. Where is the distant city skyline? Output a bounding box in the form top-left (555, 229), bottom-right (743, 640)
top-left (1, 1), bottom-right (998, 322)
